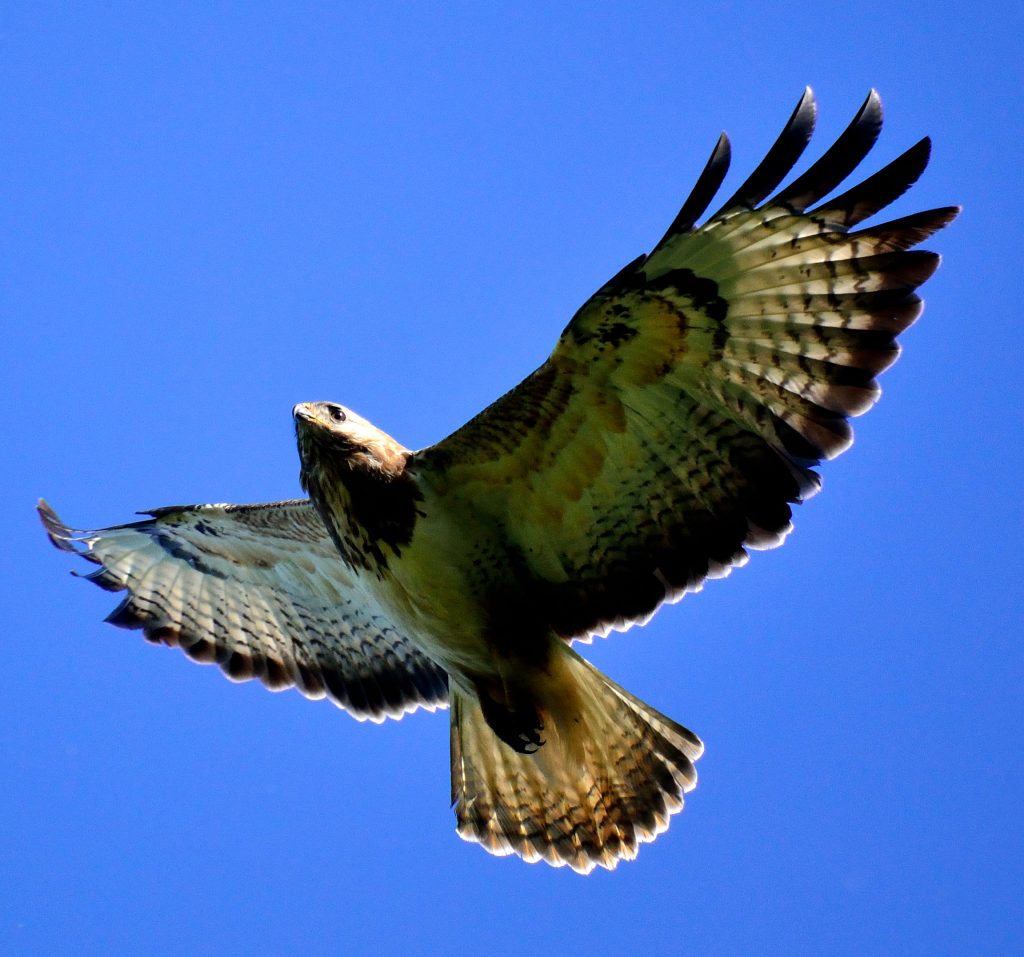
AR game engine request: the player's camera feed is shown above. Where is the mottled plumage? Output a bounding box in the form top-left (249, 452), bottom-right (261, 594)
top-left (39, 498), bottom-right (448, 718)
top-left (41, 90), bottom-right (956, 873)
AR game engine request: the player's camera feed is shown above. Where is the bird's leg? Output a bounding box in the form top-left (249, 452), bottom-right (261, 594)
top-left (472, 676), bottom-right (545, 754)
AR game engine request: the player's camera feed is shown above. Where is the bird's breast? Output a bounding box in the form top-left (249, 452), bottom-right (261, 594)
top-left (367, 490), bottom-right (526, 679)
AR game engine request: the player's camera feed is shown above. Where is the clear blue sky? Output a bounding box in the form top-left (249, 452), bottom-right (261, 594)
top-left (3, 4), bottom-right (1021, 955)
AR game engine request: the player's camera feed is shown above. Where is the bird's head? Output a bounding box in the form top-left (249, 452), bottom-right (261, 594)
top-left (293, 402), bottom-right (410, 489)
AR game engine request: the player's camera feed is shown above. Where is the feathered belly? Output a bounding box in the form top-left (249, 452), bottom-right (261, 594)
top-left (366, 519), bottom-right (506, 681)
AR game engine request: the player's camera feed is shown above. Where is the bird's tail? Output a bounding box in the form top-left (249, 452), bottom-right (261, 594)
top-left (449, 643), bottom-right (703, 873)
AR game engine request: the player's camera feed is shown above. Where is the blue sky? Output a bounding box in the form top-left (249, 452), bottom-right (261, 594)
top-left (3, 3), bottom-right (1021, 955)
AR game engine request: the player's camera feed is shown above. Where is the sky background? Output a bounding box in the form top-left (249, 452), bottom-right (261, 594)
top-left (2, 3), bottom-right (1021, 955)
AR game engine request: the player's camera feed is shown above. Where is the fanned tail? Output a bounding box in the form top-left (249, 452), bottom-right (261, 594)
top-left (450, 644), bottom-right (702, 873)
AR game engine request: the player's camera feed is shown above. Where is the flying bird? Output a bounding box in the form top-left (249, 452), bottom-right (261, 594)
top-left (40, 89), bottom-right (956, 873)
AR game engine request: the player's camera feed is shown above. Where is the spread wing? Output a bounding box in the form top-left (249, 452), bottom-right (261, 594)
top-left (418, 89), bottom-right (958, 640)
top-left (38, 498), bottom-right (448, 720)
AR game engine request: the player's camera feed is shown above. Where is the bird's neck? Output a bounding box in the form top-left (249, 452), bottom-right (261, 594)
top-left (303, 448), bottom-right (422, 576)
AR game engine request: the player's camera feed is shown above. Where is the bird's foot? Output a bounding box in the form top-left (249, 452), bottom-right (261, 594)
top-left (476, 690), bottom-right (545, 754)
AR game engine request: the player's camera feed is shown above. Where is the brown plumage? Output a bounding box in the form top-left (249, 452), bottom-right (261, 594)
top-left (40, 89), bottom-right (956, 873)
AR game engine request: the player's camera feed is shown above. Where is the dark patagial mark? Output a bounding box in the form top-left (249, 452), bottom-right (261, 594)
top-left (143, 528), bottom-right (229, 579)
top-left (647, 268), bottom-right (729, 322)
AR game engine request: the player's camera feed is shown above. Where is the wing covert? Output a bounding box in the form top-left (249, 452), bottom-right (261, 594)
top-left (39, 498), bottom-right (448, 720)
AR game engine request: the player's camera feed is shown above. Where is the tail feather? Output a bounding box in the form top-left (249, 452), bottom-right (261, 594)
top-left (450, 647), bottom-right (702, 873)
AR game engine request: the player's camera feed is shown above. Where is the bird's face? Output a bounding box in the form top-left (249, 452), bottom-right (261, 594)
top-left (293, 402), bottom-right (408, 479)
top-left (294, 401), bottom-right (369, 439)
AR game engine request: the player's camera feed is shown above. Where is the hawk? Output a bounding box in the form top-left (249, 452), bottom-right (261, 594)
top-left (40, 89), bottom-right (956, 873)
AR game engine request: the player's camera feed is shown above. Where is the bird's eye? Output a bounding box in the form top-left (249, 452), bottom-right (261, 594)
top-left (328, 406), bottom-right (347, 423)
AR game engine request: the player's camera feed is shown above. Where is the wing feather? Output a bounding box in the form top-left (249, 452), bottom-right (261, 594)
top-left (419, 92), bottom-right (957, 641)
top-left (816, 137), bottom-right (933, 227)
top-left (711, 85), bottom-right (817, 216)
top-left (39, 498), bottom-right (448, 720)
top-left (652, 132), bottom-right (732, 246)
top-left (771, 89), bottom-right (883, 211)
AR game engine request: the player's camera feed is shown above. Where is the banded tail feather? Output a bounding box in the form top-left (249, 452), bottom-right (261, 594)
top-left (450, 644), bottom-right (702, 874)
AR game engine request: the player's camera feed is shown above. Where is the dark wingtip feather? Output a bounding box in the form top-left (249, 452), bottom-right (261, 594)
top-left (772, 89), bottom-right (884, 212)
top-left (221, 650), bottom-right (256, 681)
top-left (37, 498), bottom-right (99, 563)
top-left (38, 498), bottom-right (73, 552)
top-left (105, 598), bottom-right (148, 630)
top-left (652, 131), bottom-right (731, 250)
top-left (852, 206), bottom-right (962, 251)
top-left (75, 566), bottom-right (125, 592)
top-left (873, 295), bottom-right (925, 335)
top-left (595, 253), bottom-right (648, 295)
top-left (177, 633), bottom-right (217, 661)
top-left (711, 86), bottom-right (818, 217)
top-left (814, 137), bottom-right (936, 227)
top-left (893, 249), bottom-right (942, 287)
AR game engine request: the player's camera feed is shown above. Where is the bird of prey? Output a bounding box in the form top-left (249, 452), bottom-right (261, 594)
top-left (40, 89), bottom-right (956, 874)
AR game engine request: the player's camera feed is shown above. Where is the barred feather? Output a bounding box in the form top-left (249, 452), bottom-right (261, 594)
top-left (772, 89), bottom-right (883, 211)
top-left (451, 646), bottom-right (701, 874)
top-left (39, 498), bottom-right (448, 720)
top-left (712, 86), bottom-right (817, 215)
